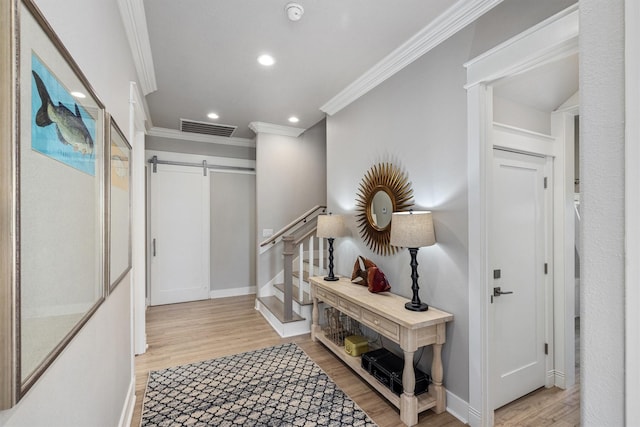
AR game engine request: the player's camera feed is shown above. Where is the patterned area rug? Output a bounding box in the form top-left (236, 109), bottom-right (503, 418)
top-left (141, 343), bottom-right (378, 426)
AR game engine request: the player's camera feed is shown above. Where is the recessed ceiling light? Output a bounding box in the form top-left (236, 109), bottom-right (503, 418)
top-left (207, 112), bottom-right (219, 119)
top-left (71, 91), bottom-right (86, 99)
top-left (258, 54), bottom-right (275, 66)
top-left (288, 116), bottom-right (299, 123)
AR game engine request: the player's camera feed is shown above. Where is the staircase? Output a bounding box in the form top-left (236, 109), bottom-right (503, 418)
top-left (256, 206), bottom-right (328, 337)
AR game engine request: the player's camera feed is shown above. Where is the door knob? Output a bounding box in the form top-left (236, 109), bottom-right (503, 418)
top-left (493, 286), bottom-right (514, 297)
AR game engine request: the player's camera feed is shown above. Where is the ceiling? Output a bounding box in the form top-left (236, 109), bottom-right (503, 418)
top-left (141, 0), bottom-right (461, 140)
top-left (492, 54), bottom-right (579, 112)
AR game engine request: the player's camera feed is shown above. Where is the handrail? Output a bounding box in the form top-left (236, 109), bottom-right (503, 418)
top-left (260, 205), bottom-right (326, 247)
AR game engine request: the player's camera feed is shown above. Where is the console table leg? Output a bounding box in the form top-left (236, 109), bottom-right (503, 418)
top-left (311, 297), bottom-right (319, 341)
top-left (400, 350), bottom-right (418, 426)
top-left (432, 343), bottom-right (446, 413)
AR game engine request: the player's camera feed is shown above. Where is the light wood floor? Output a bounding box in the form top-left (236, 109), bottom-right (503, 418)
top-left (131, 295), bottom-right (580, 426)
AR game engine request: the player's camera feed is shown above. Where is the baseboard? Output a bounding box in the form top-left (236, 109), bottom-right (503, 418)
top-left (552, 369), bottom-right (566, 388)
top-left (467, 404), bottom-right (482, 427)
top-left (118, 375), bottom-right (136, 427)
top-left (446, 390), bottom-right (469, 425)
top-left (209, 286), bottom-right (256, 299)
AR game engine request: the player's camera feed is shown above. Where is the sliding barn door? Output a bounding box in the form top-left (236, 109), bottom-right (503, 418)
top-left (150, 164), bottom-right (210, 305)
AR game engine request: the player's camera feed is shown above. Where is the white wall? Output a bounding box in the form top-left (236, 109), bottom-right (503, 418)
top-left (0, 0), bottom-right (138, 425)
top-left (493, 95), bottom-right (552, 134)
top-left (325, 0), bottom-right (576, 406)
top-left (256, 120), bottom-right (327, 289)
top-left (580, 0), bottom-right (626, 424)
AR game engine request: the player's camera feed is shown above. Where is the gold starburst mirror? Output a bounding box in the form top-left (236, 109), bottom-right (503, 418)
top-left (355, 163), bottom-right (414, 255)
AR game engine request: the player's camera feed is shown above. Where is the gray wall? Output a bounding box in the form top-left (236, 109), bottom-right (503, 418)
top-left (580, 0), bottom-right (625, 424)
top-left (211, 172), bottom-right (256, 291)
top-left (0, 0), bottom-right (137, 424)
top-left (326, 0), bottom-right (576, 404)
top-left (256, 119), bottom-right (327, 289)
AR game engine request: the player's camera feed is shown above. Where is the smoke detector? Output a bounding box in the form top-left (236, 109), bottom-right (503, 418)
top-left (285, 2), bottom-right (304, 21)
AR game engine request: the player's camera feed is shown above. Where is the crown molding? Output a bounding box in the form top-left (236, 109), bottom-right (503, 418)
top-left (464, 4), bottom-right (578, 89)
top-left (249, 122), bottom-right (305, 137)
top-left (129, 81), bottom-right (153, 132)
top-left (148, 127), bottom-right (256, 148)
top-left (117, 0), bottom-right (157, 95)
top-left (320, 0), bottom-right (504, 116)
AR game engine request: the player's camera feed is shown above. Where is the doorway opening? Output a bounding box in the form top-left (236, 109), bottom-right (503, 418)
top-left (465, 5), bottom-right (579, 425)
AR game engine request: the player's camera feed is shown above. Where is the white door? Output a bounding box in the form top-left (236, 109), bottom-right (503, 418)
top-left (150, 164), bottom-right (210, 305)
top-left (491, 149), bottom-right (548, 409)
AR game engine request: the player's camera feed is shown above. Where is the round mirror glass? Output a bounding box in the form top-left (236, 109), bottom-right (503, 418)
top-left (369, 189), bottom-right (393, 230)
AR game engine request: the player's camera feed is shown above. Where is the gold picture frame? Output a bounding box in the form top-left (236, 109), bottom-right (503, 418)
top-left (107, 116), bottom-right (132, 293)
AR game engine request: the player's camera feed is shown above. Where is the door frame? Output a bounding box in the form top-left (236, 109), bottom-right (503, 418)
top-left (465, 5), bottom-right (578, 426)
top-left (129, 82), bottom-right (147, 356)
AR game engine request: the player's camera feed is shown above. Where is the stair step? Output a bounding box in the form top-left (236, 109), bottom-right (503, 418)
top-left (273, 283), bottom-right (313, 305)
top-left (303, 257), bottom-right (326, 268)
top-left (258, 296), bottom-right (305, 323)
top-left (292, 270), bottom-right (310, 282)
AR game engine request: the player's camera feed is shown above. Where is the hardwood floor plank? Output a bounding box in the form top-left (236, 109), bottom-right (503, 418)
top-left (131, 295), bottom-right (580, 427)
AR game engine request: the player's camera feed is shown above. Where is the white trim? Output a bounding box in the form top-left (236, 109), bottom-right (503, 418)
top-left (320, 0), bottom-right (504, 116)
top-left (465, 6), bottom-right (578, 426)
top-left (551, 369), bottom-right (566, 389)
top-left (209, 286), bottom-right (256, 299)
top-left (492, 123), bottom-right (556, 157)
top-left (148, 126), bottom-right (255, 148)
top-left (468, 405), bottom-right (482, 427)
top-left (550, 108), bottom-right (578, 391)
top-left (446, 390), bottom-right (470, 425)
top-left (129, 81), bottom-right (148, 133)
top-left (248, 121), bottom-right (305, 138)
top-left (116, 0), bottom-right (157, 95)
top-left (131, 82), bottom-right (148, 356)
top-left (117, 376), bottom-right (136, 427)
top-left (625, 0), bottom-right (640, 424)
top-left (466, 83), bottom-right (493, 427)
top-left (464, 4), bottom-right (578, 87)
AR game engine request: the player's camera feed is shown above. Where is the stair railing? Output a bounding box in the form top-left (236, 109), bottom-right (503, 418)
top-left (260, 205), bottom-right (326, 322)
top-left (260, 205), bottom-right (326, 249)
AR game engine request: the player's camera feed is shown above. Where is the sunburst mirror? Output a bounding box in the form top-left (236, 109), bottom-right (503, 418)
top-left (355, 163), bottom-right (413, 256)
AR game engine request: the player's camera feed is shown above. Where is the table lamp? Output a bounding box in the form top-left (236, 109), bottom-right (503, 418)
top-left (390, 211), bottom-right (436, 311)
top-left (316, 213), bottom-right (345, 281)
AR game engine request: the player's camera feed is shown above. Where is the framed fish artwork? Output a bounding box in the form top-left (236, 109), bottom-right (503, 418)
top-left (107, 116), bottom-right (132, 293)
top-left (31, 54), bottom-right (98, 175)
top-left (0, 0), bottom-right (106, 408)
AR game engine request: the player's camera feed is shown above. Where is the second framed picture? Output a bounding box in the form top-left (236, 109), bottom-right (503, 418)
top-left (107, 116), bottom-right (132, 293)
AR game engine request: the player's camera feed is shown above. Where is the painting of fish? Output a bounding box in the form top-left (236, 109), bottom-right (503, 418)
top-left (31, 53), bottom-right (96, 175)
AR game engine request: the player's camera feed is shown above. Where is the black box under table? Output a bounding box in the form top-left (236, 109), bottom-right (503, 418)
top-left (361, 348), bottom-right (430, 396)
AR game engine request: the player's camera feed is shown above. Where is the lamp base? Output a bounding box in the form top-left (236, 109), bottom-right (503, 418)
top-left (323, 275), bottom-right (339, 282)
top-left (405, 301), bottom-right (429, 312)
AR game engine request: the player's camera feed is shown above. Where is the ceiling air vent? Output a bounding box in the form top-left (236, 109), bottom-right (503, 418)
top-left (180, 118), bottom-right (237, 138)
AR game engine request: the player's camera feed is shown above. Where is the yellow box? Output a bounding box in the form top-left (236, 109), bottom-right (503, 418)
top-left (344, 335), bottom-right (369, 357)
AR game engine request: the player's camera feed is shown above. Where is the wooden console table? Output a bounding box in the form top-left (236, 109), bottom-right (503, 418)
top-left (309, 276), bottom-right (453, 427)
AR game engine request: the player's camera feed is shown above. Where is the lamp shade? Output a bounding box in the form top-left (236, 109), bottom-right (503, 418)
top-left (390, 211), bottom-right (436, 248)
top-left (316, 214), bottom-right (345, 238)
